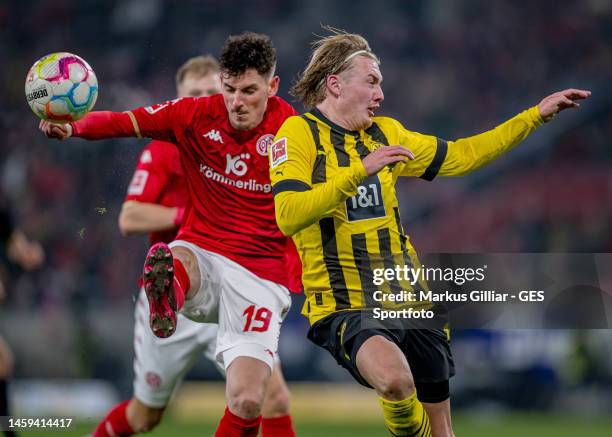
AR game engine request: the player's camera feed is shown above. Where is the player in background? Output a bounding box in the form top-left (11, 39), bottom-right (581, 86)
top-left (0, 206), bottom-right (45, 437)
top-left (40, 33), bottom-right (298, 437)
top-left (270, 30), bottom-right (590, 437)
top-left (92, 55), bottom-right (294, 437)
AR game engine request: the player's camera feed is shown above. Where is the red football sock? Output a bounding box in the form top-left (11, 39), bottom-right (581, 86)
top-left (262, 415), bottom-right (296, 437)
top-left (173, 258), bottom-right (190, 310)
top-left (214, 407), bottom-right (261, 437)
top-left (92, 400), bottom-right (134, 437)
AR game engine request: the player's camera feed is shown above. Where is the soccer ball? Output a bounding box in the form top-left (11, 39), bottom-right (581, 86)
top-left (25, 52), bottom-right (98, 123)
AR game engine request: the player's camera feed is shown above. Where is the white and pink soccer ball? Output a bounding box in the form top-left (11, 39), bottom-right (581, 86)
top-left (25, 52), bottom-right (98, 123)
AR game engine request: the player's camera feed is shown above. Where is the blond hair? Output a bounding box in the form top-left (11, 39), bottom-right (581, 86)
top-left (175, 55), bottom-right (219, 89)
top-left (291, 29), bottom-right (379, 108)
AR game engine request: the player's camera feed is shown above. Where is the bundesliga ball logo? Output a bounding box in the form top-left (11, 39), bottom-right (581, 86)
top-left (25, 52), bottom-right (98, 123)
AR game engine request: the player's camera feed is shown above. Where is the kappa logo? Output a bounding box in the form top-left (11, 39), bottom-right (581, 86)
top-left (225, 153), bottom-right (251, 176)
top-left (203, 129), bottom-right (224, 144)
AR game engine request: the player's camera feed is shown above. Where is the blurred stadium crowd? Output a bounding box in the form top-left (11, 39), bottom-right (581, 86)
top-left (1, 0), bottom-right (611, 412)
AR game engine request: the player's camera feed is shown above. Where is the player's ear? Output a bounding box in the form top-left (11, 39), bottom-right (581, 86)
top-left (268, 75), bottom-right (280, 97)
top-left (326, 75), bottom-right (341, 98)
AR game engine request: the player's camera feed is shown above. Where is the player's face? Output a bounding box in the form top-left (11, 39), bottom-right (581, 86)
top-left (221, 68), bottom-right (280, 131)
top-left (177, 72), bottom-right (221, 98)
top-left (338, 56), bottom-right (384, 130)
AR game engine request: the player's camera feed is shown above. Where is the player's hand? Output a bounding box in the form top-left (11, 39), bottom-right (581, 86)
top-left (39, 120), bottom-right (73, 140)
top-left (537, 89), bottom-right (591, 122)
top-left (362, 145), bottom-right (415, 176)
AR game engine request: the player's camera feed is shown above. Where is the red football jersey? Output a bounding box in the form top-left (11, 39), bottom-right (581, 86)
top-left (124, 140), bottom-right (188, 246)
top-left (73, 95), bottom-right (300, 291)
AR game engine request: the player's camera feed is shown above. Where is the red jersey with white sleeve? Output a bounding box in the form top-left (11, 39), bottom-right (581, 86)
top-left (124, 140), bottom-right (188, 246)
top-left (71, 94), bottom-right (301, 292)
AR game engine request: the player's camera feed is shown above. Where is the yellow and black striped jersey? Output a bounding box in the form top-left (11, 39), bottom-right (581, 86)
top-left (270, 107), bottom-right (543, 324)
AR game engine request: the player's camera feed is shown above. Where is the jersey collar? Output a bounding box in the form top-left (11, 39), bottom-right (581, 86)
top-left (310, 107), bottom-right (360, 137)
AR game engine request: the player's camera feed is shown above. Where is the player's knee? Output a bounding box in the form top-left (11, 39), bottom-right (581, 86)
top-left (171, 246), bottom-right (195, 269)
top-left (229, 390), bottom-right (265, 419)
top-left (377, 372), bottom-right (416, 401)
top-left (171, 246), bottom-right (200, 295)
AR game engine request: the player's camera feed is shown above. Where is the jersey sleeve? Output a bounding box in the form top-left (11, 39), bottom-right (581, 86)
top-left (126, 97), bottom-right (199, 143)
top-left (124, 142), bottom-right (174, 203)
top-left (271, 116), bottom-right (367, 236)
top-left (72, 98), bottom-right (200, 143)
top-left (393, 106), bottom-right (544, 180)
top-left (269, 116), bottom-right (316, 189)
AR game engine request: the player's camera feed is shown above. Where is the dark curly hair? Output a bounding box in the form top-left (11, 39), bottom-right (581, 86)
top-left (219, 32), bottom-right (277, 78)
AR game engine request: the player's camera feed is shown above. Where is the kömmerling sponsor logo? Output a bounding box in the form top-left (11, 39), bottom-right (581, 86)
top-left (199, 164), bottom-right (271, 193)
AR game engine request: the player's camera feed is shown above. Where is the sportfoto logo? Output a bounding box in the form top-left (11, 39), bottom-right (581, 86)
top-left (225, 153), bottom-right (251, 176)
top-left (203, 129), bottom-right (224, 144)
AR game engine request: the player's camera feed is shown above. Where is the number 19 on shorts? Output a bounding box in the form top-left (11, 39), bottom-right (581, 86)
top-left (243, 305), bottom-right (272, 332)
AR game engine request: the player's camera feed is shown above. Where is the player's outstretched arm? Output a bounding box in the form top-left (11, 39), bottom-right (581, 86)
top-left (537, 88), bottom-right (591, 122)
top-left (39, 111), bottom-right (140, 141)
top-left (412, 88), bottom-right (593, 178)
top-left (39, 98), bottom-right (196, 142)
top-left (118, 201), bottom-right (183, 236)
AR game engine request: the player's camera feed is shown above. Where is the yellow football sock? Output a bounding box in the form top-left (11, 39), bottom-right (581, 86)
top-left (379, 392), bottom-right (431, 436)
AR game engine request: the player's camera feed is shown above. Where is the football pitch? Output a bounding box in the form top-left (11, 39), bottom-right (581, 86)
top-left (15, 413), bottom-right (612, 437)
top-left (9, 383), bottom-right (612, 436)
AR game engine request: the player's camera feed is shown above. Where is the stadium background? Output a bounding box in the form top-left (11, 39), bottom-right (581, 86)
top-left (1, 0), bottom-right (612, 435)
